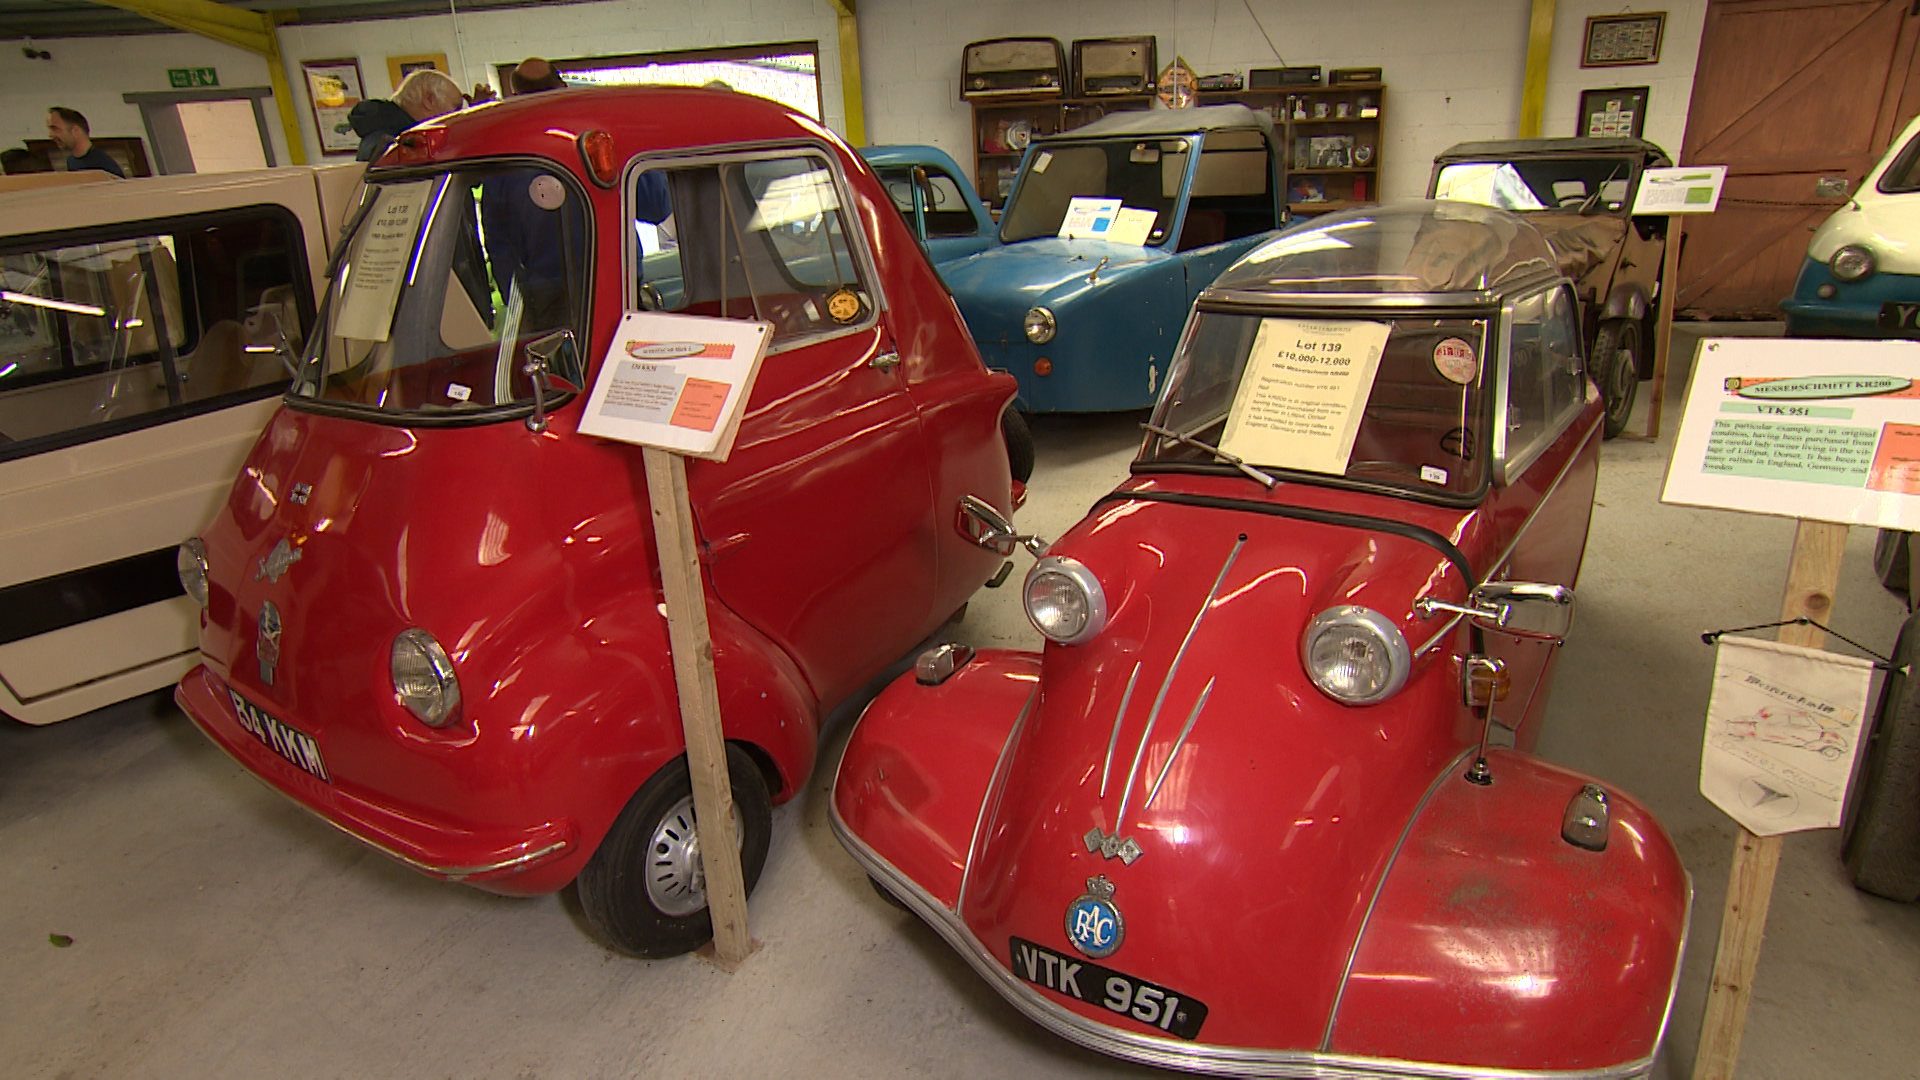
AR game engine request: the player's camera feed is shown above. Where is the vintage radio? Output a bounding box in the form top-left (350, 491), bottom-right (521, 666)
top-left (961, 37), bottom-right (1066, 98)
top-left (1073, 36), bottom-right (1157, 96)
top-left (1329, 67), bottom-right (1383, 85)
top-left (1248, 66), bottom-right (1322, 88)
top-left (1195, 72), bottom-right (1244, 91)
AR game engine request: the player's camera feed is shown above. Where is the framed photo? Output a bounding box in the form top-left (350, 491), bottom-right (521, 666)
top-left (387, 53), bottom-right (448, 88)
top-left (1580, 86), bottom-right (1650, 139)
top-left (302, 58), bottom-right (366, 155)
top-left (1583, 13), bottom-right (1665, 67)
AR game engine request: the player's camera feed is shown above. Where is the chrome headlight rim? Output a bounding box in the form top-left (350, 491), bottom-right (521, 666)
top-left (1023, 554), bottom-right (1107, 645)
top-left (1023, 305), bottom-right (1057, 344)
top-left (1301, 605), bottom-right (1412, 705)
top-left (1830, 243), bottom-right (1877, 283)
top-left (177, 538), bottom-right (209, 608)
top-left (390, 627), bottom-right (461, 728)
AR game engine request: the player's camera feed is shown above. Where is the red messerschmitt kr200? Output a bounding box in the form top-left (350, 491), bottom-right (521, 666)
top-left (172, 88), bottom-right (1022, 957)
top-left (834, 204), bottom-right (1691, 1077)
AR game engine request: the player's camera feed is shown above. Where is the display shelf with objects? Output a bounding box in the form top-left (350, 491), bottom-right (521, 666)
top-left (968, 94), bottom-right (1154, 209)
top-left (1204, 81), bottom-right (1385, 214)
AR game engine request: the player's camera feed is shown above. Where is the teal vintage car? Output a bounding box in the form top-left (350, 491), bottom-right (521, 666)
top-left (941, 105), bottom-right (1285, 413)
top-left (861, 145), bottom-right (999, 267)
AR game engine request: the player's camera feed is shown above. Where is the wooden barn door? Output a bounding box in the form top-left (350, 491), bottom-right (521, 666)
top-left (1679, 0), bottom-right (1920, 316)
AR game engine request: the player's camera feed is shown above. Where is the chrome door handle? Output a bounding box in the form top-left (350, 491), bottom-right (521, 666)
top-left (870, 350), bottom-right (901, 372)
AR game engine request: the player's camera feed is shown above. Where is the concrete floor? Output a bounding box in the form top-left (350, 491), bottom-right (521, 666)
top-left (5, 324), bottom-right (1919, 1079)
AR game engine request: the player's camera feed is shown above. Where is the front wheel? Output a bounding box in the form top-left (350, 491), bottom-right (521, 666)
top-left (1002, 408), bottom-right (1035, 485)
top-left (1843, 611), bottom-right (1920, 901)
top-left (1595, 319), bottom-right (1640, 439)
top-left (576, 745), bottom-right (773, 957)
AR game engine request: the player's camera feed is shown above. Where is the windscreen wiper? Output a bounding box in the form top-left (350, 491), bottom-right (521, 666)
top-left (1141, 421), bottom-right (1279, 488)
top-left (1579, 161), bottom-right (1628, 215)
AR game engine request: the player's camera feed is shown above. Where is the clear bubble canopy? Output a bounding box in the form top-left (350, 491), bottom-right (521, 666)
top-left (1209, 201), bottom-right (1560, 297)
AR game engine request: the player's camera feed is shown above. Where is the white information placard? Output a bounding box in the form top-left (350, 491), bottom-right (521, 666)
top-left (1058, 197), bottom-right (1122, 240)
top-left (577, 311), bottom-right (772, 461)
top-left (1661, 337), bottom-right (1920, 529)
top-left (1218, 317), bottom-right (1391, 475)
top-left (1702, 637), bottom-right (1874, 835)
top-left (1105, 207), bottom-right (1158, 246)
top-left (1632, 165), bottom-right (1728, 214)
top-left (333, 181), bottom-right (434, 342)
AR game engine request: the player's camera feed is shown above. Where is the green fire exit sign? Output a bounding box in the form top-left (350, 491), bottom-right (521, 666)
top-left (167, 67), bottom-right (219, 88)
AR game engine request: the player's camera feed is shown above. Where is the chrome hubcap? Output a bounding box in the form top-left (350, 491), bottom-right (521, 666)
top-left (644, 795), bottom-right (741, 917)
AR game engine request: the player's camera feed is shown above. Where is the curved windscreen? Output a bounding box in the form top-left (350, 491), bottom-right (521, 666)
top-left (1434, 156), bottom-right (1636, 214)
top-left (1211, 203), bottom-right (1557, 296)
top-left (292, 165), bottom-right (589, 417)
top-left (1146, 308), bottom-right (1491, 498)
top-left (999, 138), bottom-right (1189, 244)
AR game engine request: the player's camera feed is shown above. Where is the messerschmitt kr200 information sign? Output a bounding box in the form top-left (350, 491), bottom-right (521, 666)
top-left (1662, 338), bottom-right (1920, 529)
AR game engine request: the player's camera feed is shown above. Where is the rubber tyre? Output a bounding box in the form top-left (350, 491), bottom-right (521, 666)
top-left (869, 874), bottom-right (912, 912)
top-left (1002, 408), bottom-right (1035, 485)
top-left (1873, 529), bottom-right (1911, 599)
top-left (1595, 319), bottom-right (1640, 440)
top-left (576, 745), bottom-right (773, 958)
top-left (1842, 611), bottom-right (1920, 901)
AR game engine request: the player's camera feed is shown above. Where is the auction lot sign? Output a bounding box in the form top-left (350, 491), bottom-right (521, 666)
top-left (1663, 338), bottom-right (1920, 527)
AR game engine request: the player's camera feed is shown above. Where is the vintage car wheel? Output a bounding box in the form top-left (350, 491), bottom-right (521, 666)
top-left (576, 745), bottom-right (773, 958)
top-left (1002, 408), bottom-right (1035, 485)
top-left (1842, 610), bottom-right (1920, 901)
top-left (1596, 319), bottom-right (1640, 439)
top-left (1873, 529), bottom-right (1911, 599)
top-left (868, 875), bottom-right (912, 912)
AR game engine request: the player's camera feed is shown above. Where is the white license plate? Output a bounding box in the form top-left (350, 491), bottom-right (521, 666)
top-left (228, 688), bottom-right (329, 783)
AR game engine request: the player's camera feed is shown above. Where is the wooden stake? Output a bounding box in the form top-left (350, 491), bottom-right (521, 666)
top-left (642, 447), bottom-right (753, 967)
top-left (1691, 518), bottom-right (1846, 1080)
top-left (1646, 216), bottom-right (1685, 440)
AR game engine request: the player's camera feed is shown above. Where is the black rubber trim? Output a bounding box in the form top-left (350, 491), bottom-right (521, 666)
top-left (0, 547), bottom-right (185, 647)
top-left (1092, 489), bottom-right (1477, 588)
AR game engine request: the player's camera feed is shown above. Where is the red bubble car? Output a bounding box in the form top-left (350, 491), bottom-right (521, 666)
top-left (173, 87), bottom-right (1020, 957)
top-left (835, 203), bottom-right (1691, 1076)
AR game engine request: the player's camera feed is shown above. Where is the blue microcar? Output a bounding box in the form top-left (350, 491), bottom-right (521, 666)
top-left (1782, 113), bottom-right (1920, 338)
top-left (860, 145), bottom-right (999, 267)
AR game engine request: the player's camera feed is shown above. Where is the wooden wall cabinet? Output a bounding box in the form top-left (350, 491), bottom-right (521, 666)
top-left (967, 94), bottom-right (1153, 209)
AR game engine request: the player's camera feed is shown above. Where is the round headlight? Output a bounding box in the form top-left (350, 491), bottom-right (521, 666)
top-left (177, 538), bottom-right (209, 608)
top-left (1023, 555), bottom-right (1107, 645)
top-left (1301, 606), bottom-right (1411, 705)
top-left (1023, 306), bottom-right (1057, 344)
top-left (391, 628), bottom-right (461, 727)
top-left (1831, 244), bottom-right (1877, 282)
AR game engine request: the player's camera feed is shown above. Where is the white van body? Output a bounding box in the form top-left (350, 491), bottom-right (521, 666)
top-left (0, 166), bottom-right (361, 724)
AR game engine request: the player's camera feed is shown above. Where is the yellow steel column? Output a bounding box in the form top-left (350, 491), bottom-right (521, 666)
top-left (828, 0), bottom-right (867, 146)
top-left (82, 0), bottom-right (307, 164)
top-left (1518, 0), bottom-right (1557, 138)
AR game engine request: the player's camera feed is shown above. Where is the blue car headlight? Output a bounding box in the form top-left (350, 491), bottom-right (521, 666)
top-left (1831, 244), bottom-right (1876, 283)
top-left (1024, 306), bottom-right (1057, 344)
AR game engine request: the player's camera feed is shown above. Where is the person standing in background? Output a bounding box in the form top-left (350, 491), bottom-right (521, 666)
top-left (45, 108), bottom-right (123, 177)
top-left (349, 69), bottom-right (466, 162)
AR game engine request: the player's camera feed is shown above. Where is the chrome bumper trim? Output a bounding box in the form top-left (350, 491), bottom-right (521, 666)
top-left (833, 800), bottom-right (1661, 1080)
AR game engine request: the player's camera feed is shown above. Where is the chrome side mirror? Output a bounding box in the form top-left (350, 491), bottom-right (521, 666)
top-left (522, 329), bottom-right (580, 433)
top-left (956, 494), bottom-right (1045, 558)
top-left (1417, 581), bottom-right (1575, 641)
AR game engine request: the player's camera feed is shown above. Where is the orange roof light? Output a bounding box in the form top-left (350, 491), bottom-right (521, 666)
top-left (392, 126), bottom-right (448, 163)
top-left (579, 130), bottom-right (618, 188)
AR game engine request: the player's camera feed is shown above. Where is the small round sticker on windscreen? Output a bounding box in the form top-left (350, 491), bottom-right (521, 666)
top-left (528, 175), bottom-right (567, 211)
top-left (1434, 338), bottom-right (1478, 384)
top-left (826, 287), bottom-right (862, 323)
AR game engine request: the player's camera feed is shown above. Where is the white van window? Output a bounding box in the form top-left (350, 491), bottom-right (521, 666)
top-left (0, 208), bottom-right (311, 459)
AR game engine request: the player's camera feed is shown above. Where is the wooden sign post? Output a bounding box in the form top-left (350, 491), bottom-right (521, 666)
top-left (1644, 216), bottom-right (1684, 439)
top-left (1690, 519), bottom-right (1846, 1079)
top-left (1632, 165), bottom-right (1727, 440)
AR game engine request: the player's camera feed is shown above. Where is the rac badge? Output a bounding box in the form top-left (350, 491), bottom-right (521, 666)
top-left (255, 538), bottom-right (302, 583)
top-left (1065, 875), bottom-right (1124, 959)
top-left (257, 601), bottom-right (282, 686)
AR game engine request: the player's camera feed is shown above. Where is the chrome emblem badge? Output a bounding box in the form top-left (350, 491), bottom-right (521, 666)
top-left (1065, 876), bottom-right (1124, 959)
top-left (254, 538), bottom-right (302, 583)
top-left (256, 601), bottom-right (282, 686)
top-left (1084, 826), bottom-right (1143, 865)
top-left (289, 482), bottom-right (312, 505)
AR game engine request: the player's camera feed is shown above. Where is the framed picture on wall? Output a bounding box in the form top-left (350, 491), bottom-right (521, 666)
top-left (1582, 13), bottom-right (1665, 67)
top-left (1580, 86), bottom-right (1650, 139)
top-left (387, 53), bottom-right (449, 88)
top-left (302, 58), bottom-right (366, 155)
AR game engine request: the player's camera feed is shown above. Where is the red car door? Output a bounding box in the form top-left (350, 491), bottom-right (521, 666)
top-left (640, 151), bottom-right (939, 708)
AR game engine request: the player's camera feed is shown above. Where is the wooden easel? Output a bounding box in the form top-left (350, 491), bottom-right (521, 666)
top-left (1690, 518), bottom-right (1847, 1078)
top-left (642, 447), bottom-right (754, 968)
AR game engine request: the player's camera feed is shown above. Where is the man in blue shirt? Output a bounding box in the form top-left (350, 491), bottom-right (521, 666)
top-left (45, 107), bottom-right (123, 177)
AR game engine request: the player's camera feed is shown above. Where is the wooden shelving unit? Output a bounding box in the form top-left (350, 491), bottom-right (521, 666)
top-left (966, 93), bottom-right (1154, 209)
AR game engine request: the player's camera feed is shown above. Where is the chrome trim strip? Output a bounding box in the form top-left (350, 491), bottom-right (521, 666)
top-left (1410, 412), bottom-right (1599, 659)
top-left (1651, 873), bottom-right (1695, 1065)
top-left (1100, 662), bottom-right (1142, 799)
top-left (1145, 676), bottom-right (1214, 810)
top-left (956, 686), bottom-right (1039, 910)
top-left (1117, 534), bottom-right (1246, 829)
top-left (1322, 747), bottom-right (1476, 1051)
top-left (833, 800), bottom-right (1654, 1080)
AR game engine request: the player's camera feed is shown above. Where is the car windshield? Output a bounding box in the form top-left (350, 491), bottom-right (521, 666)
top-left (1000, 137), bottom-right (1190, 244)
top-left (292, 164), bottom-right (589, 418)
top-left (1145, 310), bottom-right (1490, 498)
top-left (1879, 129), bottom-right (1920, 194)
top-left (873, 166), bottom-right (980, 238)
top-left (1435, 156), bottom-right (1636, 214)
